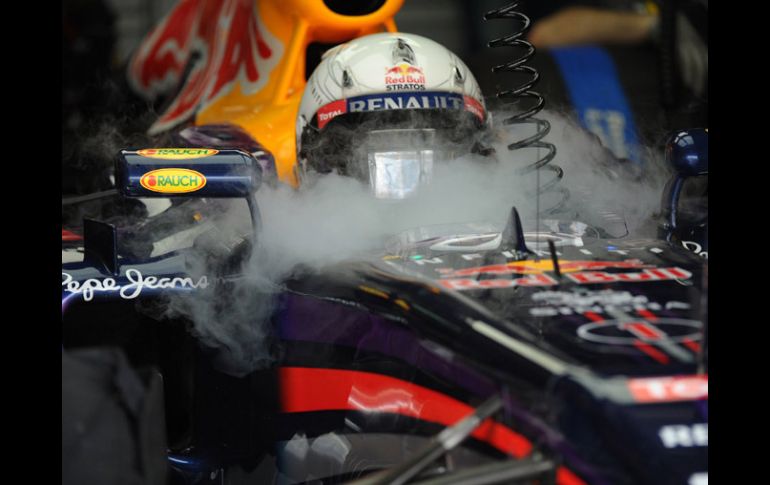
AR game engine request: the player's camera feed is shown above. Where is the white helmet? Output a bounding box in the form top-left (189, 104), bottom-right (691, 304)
top-left (296, 32), bottom-right (488, 199)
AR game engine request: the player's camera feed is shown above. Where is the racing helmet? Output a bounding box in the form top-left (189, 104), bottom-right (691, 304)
top-left (296, 32), bottom-right (488, 199)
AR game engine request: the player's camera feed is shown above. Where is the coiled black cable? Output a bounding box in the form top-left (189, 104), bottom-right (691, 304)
top-left (484, 2), bottom-right (569, 214)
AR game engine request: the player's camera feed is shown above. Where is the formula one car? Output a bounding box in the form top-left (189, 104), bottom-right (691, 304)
top-left (62, 1), bottom-right (707, 484)
top-left (62, 126), bottom-right (708, 485)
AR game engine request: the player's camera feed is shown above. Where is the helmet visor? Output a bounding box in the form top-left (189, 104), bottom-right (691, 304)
top-left (359, 128), bottom-right (464, 200)
top-left (300, 108), bottom-right (484, 198)
top-left (368, 150), bottom-right (433, 199)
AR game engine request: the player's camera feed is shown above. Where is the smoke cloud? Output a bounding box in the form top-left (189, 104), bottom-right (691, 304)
top-left (158, 108), bottom-right (672, 376)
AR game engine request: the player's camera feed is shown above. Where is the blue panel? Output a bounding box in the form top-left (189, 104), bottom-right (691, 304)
top-left (551, 46), bottom-right (641, 164)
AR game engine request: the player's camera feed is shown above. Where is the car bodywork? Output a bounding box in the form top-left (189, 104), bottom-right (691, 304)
top-left (62, 141), bottom-right (708, 485)
top-left (63, 1), bottom-right (707, 484)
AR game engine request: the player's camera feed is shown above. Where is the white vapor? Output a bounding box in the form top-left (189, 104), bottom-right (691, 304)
top-left (161, 109), bottom-right (672, 376)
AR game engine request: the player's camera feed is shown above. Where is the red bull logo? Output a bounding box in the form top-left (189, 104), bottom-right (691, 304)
top-left (438, 259), bottom-right (650, 278)
top-left (565, 267), bottom-right (691, 284)
top-left (385, 64), bottom-right (424, 76)
top-left (439, 267), bottom-right (691, 292)
top-left (385, 63), bottom-right (426, 92)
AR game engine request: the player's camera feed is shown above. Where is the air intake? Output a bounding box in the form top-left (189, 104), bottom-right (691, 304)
top-left (323, 0), bottom-right (386, 16)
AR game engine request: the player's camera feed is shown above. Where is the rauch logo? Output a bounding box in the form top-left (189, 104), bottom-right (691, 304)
top-left (137, 148), bottom-right (219, 160)
top-left (140, 168), bottom-right (207, 194)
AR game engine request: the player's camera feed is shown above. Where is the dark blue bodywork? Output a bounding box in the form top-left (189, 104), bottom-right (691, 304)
top-left (62, 132), bottom-right (708, 485)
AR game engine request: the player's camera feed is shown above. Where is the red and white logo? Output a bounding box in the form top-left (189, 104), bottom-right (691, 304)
top-left (566, 267), bottom-right (692, 284)
top-left (439, 266), bottom-right (692, 292)
top-left (628, 375), bottom-right (708, 403)
top-left (316, 99), bottom-right (347, 129)
top-left (438, 274), bottom-right (558, 291)
top-left (384, 63), bottom-right (426, 92)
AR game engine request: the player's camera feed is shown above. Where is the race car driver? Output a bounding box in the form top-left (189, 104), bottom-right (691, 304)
top-left (295, 33), bottom-right (490, 200)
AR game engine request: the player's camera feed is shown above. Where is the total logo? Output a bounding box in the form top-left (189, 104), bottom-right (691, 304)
top-left (137, 148), bottom-right (219, 160)
top-left (140, 168), bottom-right (207, 194)
top-left (384, 63), bottom-right (426, 91)
top-left (317, 99), bottom-right (347, 129)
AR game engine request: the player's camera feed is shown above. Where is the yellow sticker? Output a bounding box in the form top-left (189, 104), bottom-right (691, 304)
top-left (140, 168), bottom-right (207, 194)
top-left (137, 148), bottom-right (219, 160)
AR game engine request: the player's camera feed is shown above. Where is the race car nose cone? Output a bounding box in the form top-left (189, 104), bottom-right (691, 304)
top-left (666, 128), bottom-right (708, 176)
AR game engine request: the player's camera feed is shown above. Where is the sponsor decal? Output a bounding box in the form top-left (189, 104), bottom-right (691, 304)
top-left (576, 318), bottom-right (701, 345)
top-left (463, 95), bottom-right (485, 122)
top-left (137, 148), bottom-right (218, 159)
top-left (439, 266), bottom-right (691, 291)
top-left (439, 259), bottom-right (650, 278)
top-left (566, 267), bottom-right (691, 284)
top-left (317, 99), bottom-right (347, 129)
top-left (628, 375), bottom-right (708, 403)
top-left (658, 423), bottom-right (708, 448)
top-left (140, 168), bottom-right (207, 194)
top-left (528, 289), bottom-right (689, 317)
top-left (316, 91), bottom-right (479, 129)
top-left (533, 290), bottom-right (650, 307)
top-left (317, 91), bottom-right (484, 129)
top-left (62, 269), bottom-right (209, 302)
top-left (438, 274), bottom-right (558, 291)
top-left (384, 62), bottom-right (426, 92)
top-left (348, 91), bottom-right (464, 114)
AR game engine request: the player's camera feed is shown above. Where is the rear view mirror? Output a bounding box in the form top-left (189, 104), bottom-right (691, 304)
top-left (116, 147), bottom-right (265, 243)
top-left (666, 129), bottom-right (708, 177)
top-left (659, 129), bottom-right (708, 250)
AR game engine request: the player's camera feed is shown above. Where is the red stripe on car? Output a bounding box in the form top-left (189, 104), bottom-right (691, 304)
top-left (279, 367), bottom-right (586, 484)
top-left (633, 341), bottom-right (670, 364)
top-left (682, 338), bottom-right (702, 352)
top-left (636, 309), bottom-right (658, 321)
top-left (583, 311), bottom-right (604, 322)
top-left (280, 366), bottom-right (531, 455)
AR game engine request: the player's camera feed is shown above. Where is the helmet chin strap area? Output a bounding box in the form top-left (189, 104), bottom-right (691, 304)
top-left (367, 150), bottom-right (434, 200)
top-left (356, 128), bottom-right (473, 200)
top-left (363, 128), bottom-right (436, 200)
